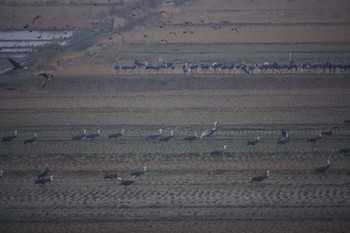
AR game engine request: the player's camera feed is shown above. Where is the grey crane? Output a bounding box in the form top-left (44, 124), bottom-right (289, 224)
top-left (247, 136), bottom-right (260, 149)
top-left (85, 129), bottom-right (101, 140)
top-left (251, 170), bottom-right (270, 183)
top-left (1, 130), bottom-right (18, 143)
top-left (281, 129), bottom-right (287, 137)
top-left (24, 133), bottom-right (37, 144)
top-left (210, 145), bottom-right (227, 156)
top-left (147, 129), bottom-right (162, 142)
top-left (38, 165), bottom-right (51, 178)
top-left (117, 177), bottom-right (136, 191)
top-left (72, 129), bottom-right (87, 141)
top-left (306, 131), bottom-right (322, 149)
top-left (183, 132), bottom-right (198, 146)
top-left (103, 170), bottom-right (118, 184)
top-left (108, 129), bottom-right (125, 139)
top-left (314, 159), bottom-right (331, 173)
top-left (200, 121), bottom-right (218, 139)
top-left (277, 133), bottom-right (289, 147)
top-left (7, 58), bottom-right (28, 70)
top-left (35, 175), bottom-right (53, 187)
top-left (159, 130), bottom-right (174, 144)
top-left (131, 166), bottom-right (147, 180)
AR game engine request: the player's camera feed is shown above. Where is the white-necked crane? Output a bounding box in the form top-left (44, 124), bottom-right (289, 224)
top-left (147, 129), bottom-right (162, 142)
top-left (210, 145), bottom-right (227, 156)
top-left (247, 136), bottom-right (260, 149)
top-left (159, 130), bottom-right (174, 144)
top-left (277, 133), bottom-right (289, 147)
top-left (183, 132), bottom-right (198, 146)
top-left (251, 170), bottom-right (270, 183)
top-left (118, 177), bottom-right (136, 191)
top-left (24, 133), bottom-right (37, 144)
top-left (320, 129), bottom-right (333, 136)
top-left (38, 165), bottom-right (51, 178)
top-left (306, 131), bottom-right (322, 149)
top-left (1, 130), bottom-right (18, 143)
top-left (38, 72), bottom-right (54, 89)
top-left (281, 129), bottom-right (287, 137)
top-left (314, 159), bottom-right (331, 173)
top-left (200, 121), bottom-right (218, 139)
top-left (85, 129), bottom-right (101, 140)
top-left (131, 166), bottom-right (147, 180)
top-left (35, 175), bottom-right (53, 187)
top-left (72, 129), bottom-right (87, 141)
top-left (108, 129), bottom-right (125, 139)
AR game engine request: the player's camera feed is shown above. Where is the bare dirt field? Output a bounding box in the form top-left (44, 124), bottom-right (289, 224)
top-left (0, 74), bottom-right (349, 233)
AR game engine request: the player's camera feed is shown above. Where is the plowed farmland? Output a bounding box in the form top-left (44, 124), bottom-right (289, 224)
top-left (0, 74), bottom-right (349, 233)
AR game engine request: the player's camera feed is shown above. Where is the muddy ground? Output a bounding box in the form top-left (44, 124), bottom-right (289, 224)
top-left (0, 74), bottom-right (349, 232)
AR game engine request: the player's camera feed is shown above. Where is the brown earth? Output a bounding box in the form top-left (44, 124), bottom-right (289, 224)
top-left (0, 74), bottom-right (350, 232)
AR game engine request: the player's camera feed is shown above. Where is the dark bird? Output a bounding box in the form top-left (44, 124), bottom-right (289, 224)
top-left (314, 159), bottom-right (331, 173)
top-left (24, 133), bottom-right (37, 144)
top-left (72, 129), bottom-right (87, 141)
top-left (339, 147), bottom-right (350, 156)
top-left (108, 129), bottom-right (125, 139)
top-left (32, 15), bottom-right (41, 25)
top-left (251, 170), bottom-right (270, 183)
top-left (147, 129), bottom-right (162, 141)
top-left (0, 170), bottom-right (3, 181)
top-left (183, 21), bottom-right (193, 25)
top-left (159, 130), bottom-right (174, 144)
top-left (247, 136), bottom-right (260, 148)
top-left (1, 130), bottom-right (18, 143)
top-left (230, 27), bottom-right (239, 34)
top-left (200, 121), bottom-right (218, 139)
top-left (38, 72), bottom-right (54, 89)
top-left (131, 166), bottom-right (147, 179)
top-left (7, 58), bottom-right (28, 70)
top-left (143, 34), bottom-right (149, 38)
top-left (35, 175), bottom-right (53, 187)
top-left (306, 131), bottom-right (322, 149)
top-left (38, 165), bottom-right (51, 178)
top-left (277, 133), bottom-right (289, 146)
top-left (183, 132), bottom-right (198, 145)
top-left (210, 145), bottom-right (227, 156)
top-left (103, 170), bottom-right (118, 184)
top-left (85, 129), bottom-right (101, 140)
top-left (320, 130), bottom-right (333, 136)
top-left (118, 177), bottom-right (136, 191)
top-left (23, 24), bottom-right (29, 29)
top-left (281, 129), bottom-right (287, 137)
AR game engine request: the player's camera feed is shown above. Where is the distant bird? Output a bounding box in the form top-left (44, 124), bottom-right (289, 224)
top-left (147, 129), bottom-right (162, 141)
top-left (281, 129), bottom-right (287, 137)
top-left (183, 21), bottom-right (193, 25)
top-left (0, 170), bottom-right (3, 181)
top-left (306, 131), bottom-right (322, 149)
top-left (131, 166), bottom-right (147, 180)
top-left (339, 147), bottom-right (350, 156)
top-left (210, 145), bottom-right (227, 156)
top-left (320, 130), bottom-right (333, 136)
top-left (247, 136), bottom-right (260, 148)
top-left (35, 175), bottom-right (53, 187)
top-left (38, 165), bottom-right (51, 178)
top-left (108, 129), bottom-right (125, 139)
top-left (230, 27), bottom-right (239, 34)
top-left (24, 133), bottom-right (37, 144)
top-left (251, 170), bottom-right (270, 183)
top-left (314, 159), bottom-right (331, 173)
top-left (32, 15), bottom-right (41, 25)
top-left (103, 170), bottom-right (118, 184)
top-left (85, 129), bottom-right (101, 140)
top-left (72, 129), bottom-right (87, 141)
top-left (158, 10), bottom-right (169, 15)
top-left (23, 24), bottom-right (29, 29)
top-left (200, 121), bottom-right (218, 139)
top-left (159, 130), bottom-right (174, 144)
top-left (7, 58), bottom-right (28, 70)
top-left (183, 132), bottom-right (198, 145)
top-left (277, 133), bottom-right (289, 146)
top-left (1, 130), bottom-right (18, 143)
top-left (118, 177), bottom-right (136, 191)
top-left (38, 72), bottom-right (54, 89)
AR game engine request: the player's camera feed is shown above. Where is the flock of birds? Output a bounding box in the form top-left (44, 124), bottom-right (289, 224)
top-left (1, 120), bottom-right (349, 190)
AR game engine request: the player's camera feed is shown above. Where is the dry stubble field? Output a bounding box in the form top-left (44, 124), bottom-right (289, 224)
top-left (0, 74), bottom-right (349, 233)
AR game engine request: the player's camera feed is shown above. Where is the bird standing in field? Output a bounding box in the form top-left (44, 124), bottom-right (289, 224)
top-left (108, 129), bottom-right (125, 139)
top-left (159, 130), bottom-right (174, 144)
top-left (118, 177), bottom-right (136, 192)
top-left (251, 170), bottom-right (270, 183)
top-left (72, 129), bottom-right (87, 141)
top-left (38, 165), bottom-right (51, 178)
top-left (147, 129), bottom-right (162, 142)
top-left (247, 136), bottom-right (260, 149)
top-left (131, 166), bottom-right (147, 180)
top-left (314, 159), bottom-right (331, 173)
top-left (201, 121), bottom-right (218, 139)
top-left (1, 130), bottom-right (18, 143)
top-left (210, 145), bottom-right (227, 156)
top-left (85, 129), bottom-right (101, 140)
top-left (24, 133), bottom-right (37, 144)
top-left (103, 170), bottom-right (118, 184)
top-left (306, 131), bottom-right (322, 149)
top-left (35, 175), bottom-right (53, 187)
top-left (277, 132), bottom-right (289, 147)
top-left (183, 132), bottom-right (198, 146)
